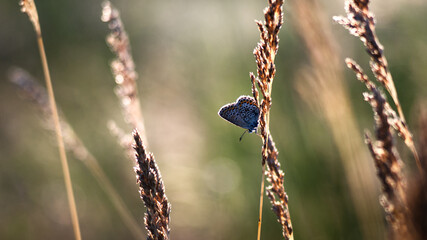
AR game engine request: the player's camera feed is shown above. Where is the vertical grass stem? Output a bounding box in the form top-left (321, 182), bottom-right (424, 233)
top-left (20, 1), bottom-right (82, 239)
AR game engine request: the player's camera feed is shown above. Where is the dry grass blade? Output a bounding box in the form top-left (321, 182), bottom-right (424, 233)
top-left (264, 135), bottom-right (292, 239)
top-left (8, 67), bottom-right (145, 239)
top-left (292, 0), bottom-right (383, 238)
top-left (334, 0), bottom-right (420, 171)
top-left (103, 2), bottom-right (172, 238)
top-left (133, 131), bottom-right (171, 240)
top-left (19, 1), bottom-right (82, 239)
top-left (251, 0), bottom-right (293, 239)
top-left (333, 0), bottom-right (396, 105)
top-left (346, 60), bottom-right (409, 238)
top-left (102, 1), bottom-right (148, 146)
top-left (346, 59), bottom-right (415, 153)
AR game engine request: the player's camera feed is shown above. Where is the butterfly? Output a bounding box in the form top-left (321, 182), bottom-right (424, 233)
top-left (218, 95), bottom-right (260, 133)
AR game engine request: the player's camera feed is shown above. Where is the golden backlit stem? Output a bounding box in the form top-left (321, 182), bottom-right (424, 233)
top-left (37, 29), bottom-right (82, 240)
top-left (257, 164), bottom-right (266, 240)
top-left (20, 1), bottom-right (82, 239)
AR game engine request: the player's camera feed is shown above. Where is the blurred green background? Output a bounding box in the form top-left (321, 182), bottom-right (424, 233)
top-left (1, 0), bottom-right (427, 239)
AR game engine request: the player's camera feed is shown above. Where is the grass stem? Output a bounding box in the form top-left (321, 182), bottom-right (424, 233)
top-left (38, 35), bottom-right (82, 240)
top-left (20, 1), bottom-right (82, 239)
top-left (257, 164), bottom-right (266, 240)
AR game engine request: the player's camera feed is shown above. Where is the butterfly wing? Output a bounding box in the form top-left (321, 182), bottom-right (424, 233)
top-left (236, 96), bottom-right (260, 132)
top-left (218, 96), bottom-right (260, 132)
top-left (218, 103), bottom-right (249, 129)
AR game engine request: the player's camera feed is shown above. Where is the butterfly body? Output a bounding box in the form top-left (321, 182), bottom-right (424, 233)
top-left (218, 96), bottom-right (260, 133)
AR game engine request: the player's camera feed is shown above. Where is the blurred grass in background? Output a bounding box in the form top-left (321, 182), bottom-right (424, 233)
top-left (1, 0), bottom-right (426, 239)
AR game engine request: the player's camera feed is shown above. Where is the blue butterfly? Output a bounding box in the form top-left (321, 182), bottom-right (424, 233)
top-left (218, 96), bottom-right (260, 133)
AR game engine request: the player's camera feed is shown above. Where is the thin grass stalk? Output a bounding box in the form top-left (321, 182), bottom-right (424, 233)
top-left (250, 72), bottom-right (266, 239)
top-left (292, 0), bottom-right (383, 238)
top-left (102, 2), bottom-right (173, 238)
top-left (346, 60), bottom-right (409, 239)
top-left (333, 0), bottom-right (421, 172)
top-left (19, 1), bottom-right (81, 239)
top-left (133, 131), bottom-right (171, 240)
top-left (333, 0), bottom-right (403, 121)
top-left (345, 59), bottom-right (415, 153)
top-left (101, 1), bottom-right (148, 147)
top-left (8, 68), bottom-right (145, 239)
top-left (256, 164), bottom-right (266, 240)
top-left (251, 0), bottom-right (293, 239)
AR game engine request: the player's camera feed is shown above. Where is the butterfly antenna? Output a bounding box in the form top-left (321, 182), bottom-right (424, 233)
top-left (239, 130), bottom-right (248, 142)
